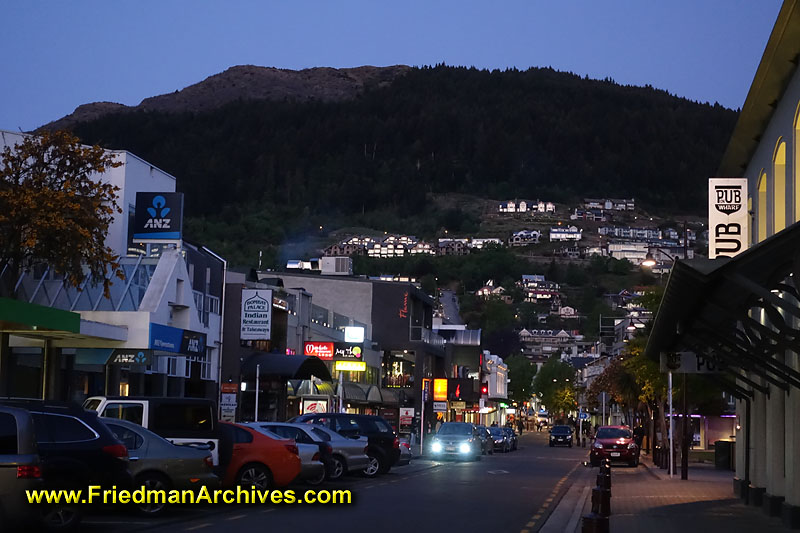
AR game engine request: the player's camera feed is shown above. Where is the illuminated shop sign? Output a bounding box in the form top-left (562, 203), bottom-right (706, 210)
top-left (304, 342), bottom-right (334, 360)
top-left (334, 361), bottom-right (366, 372)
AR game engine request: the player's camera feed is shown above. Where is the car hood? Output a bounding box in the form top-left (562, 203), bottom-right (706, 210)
top-left (435, 434), bottom-right (472, 442)
top-left (595, 438), bottom-right (633, 446)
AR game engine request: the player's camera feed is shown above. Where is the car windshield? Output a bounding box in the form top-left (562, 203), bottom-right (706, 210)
top-left (438, 423), bottom-right (472, 436)
top-left (551, 426), bottom-right (572, 434)
top-left (489, 427), bottom-right (504, 436)
top-left (596, 428), bottom-right (632, 439)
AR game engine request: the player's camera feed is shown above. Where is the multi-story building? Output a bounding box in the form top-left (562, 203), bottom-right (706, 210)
top-left (550, 226), bottom-right (583, 241)
top-left (0, 130), bottom-right (224, 402)
top-left (509, 230), bottom-right (541, 246)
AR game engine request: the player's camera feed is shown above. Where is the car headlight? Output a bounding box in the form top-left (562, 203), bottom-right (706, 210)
top-left (628, 442), bottom-right (637, 449)
top-left (593, 442), bottom-right (604, 449)
top-left (459, 442), bottom-right (471, 453)
top-left (431, 441), bottom-right (442, 453)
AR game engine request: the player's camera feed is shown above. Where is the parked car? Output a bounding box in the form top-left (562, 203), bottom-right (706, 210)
top-left (244, 423), bottom-right (327, 485)
top-left (0, 399), bottom-right (132, 531)
top-left (397, 438), bottom-right (412, 466)
top-left (429, 422), bottom-right (482, 461)
top-left (0, 405), bottom-right (43, 530)
top-left (302, 424), bottom-right (370, 479)
top-left (217, 422), bottom-right (301, 489)
top-left (83, 396), bottom-right (219, 464)
top-left (102, 418), bottom-right (218, 515)
top-left (590, 425), bottom-right (640, 467)
top-left (503, 427), bottom-right (518, 451)
top-left (290, 413), bottom-right (400, 478)
top-left (474, 425), bottom-right (494, 455)
top-left (489, 426), bottom-right (510, 453)
top-left (549, 425), bottom-right (574, 448)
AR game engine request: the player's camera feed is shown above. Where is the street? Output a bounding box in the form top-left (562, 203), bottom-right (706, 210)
top-left (82, 431), bottom-right (590, 533)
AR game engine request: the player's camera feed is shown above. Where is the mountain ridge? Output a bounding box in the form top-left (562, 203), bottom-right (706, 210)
top-left (41, 64), bottom-right (412, 131)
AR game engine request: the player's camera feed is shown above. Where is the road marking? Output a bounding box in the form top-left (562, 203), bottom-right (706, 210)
top-left (262, 509), bottom-right (275, 514)
top-left (542, 502), bottom-right (550, 508)
top-left (184, 524), bottom-right (212, 531)
top-left (487, 469), bottom-right (509, 474)
top-left (526, 521), bottom-right (535, 527)
top-left (533, 514), bottom-right (541, 520)
top-left (226, 514), bottom-right (247, 521)
top-left (545, 497), bottom-right (553, 503)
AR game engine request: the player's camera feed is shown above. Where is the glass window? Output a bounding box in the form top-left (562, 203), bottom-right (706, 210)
top-left (311, 428), bottom-right (331, 442)
top-left (596, 428), bottom-right (632, 439)
top-left (33, 414), bottom-right (96, 443)
top-left (438, 423), bottom-right (472, 436)
top-left (151, 404), bottom-right (213, 432)
top-left (233, 426), bottom-right (253, 444)
top-left (334, 417), bottom-right (361, 436)
top-left (107, 424), bottom-right (144, 450)
top-left (102, 403), bottom-right (144, 425)
top-left (0, 413), bottom-right (18, 454)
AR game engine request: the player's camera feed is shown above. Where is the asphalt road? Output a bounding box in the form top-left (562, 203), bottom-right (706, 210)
top-left (82, 431), bottom-right (591, 533)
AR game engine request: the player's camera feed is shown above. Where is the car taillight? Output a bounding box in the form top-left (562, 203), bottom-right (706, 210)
top-left (401, 442), bottom-right (411, 450)
top-left (312, 452), bottom-right (320, 461)
top-left (204, 455), bottom-right (213, 469)
top-left (325, 445), bottom-right (332, 455)
top-left (103, 444), bottom-right (129, 459)
top-left (285, 444), bottom-right (299, 455)
top-left (364, 446), bottom-right (369, 454)
top-left (393, 437), bottom-right (399, 449)
top-left (17, 465), bottom-right (41, 479)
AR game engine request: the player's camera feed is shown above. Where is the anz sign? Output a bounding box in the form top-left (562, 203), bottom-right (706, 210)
top-left (133, 192), bottom-right (184, 243)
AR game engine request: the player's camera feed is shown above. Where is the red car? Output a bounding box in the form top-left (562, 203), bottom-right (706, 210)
top-left (218, 422), bottom-right (302, 489)
top-left (590, 425), bottom-right (639, 467)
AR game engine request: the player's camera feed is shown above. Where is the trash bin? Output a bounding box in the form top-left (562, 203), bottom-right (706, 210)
top-left (715, 440), bottom-right (732, 470)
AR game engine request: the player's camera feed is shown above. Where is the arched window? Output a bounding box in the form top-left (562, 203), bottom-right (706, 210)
top-left (774, 140), bottom-right (787, 233)
top-left (795, 104), bottom-right (800, 222)
top-left (758, 170), bottom-right (768, 242)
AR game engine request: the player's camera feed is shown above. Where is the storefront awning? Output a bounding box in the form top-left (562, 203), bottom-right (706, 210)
top-left (338, 382), bottom-right (368, 404)
top-left (241, 352), bottom-right (332, 381)
top-left (646, 221), bottom-right (800, 395)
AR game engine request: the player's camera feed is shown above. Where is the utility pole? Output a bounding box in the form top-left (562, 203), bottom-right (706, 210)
top-left (681, 222), bottom-right (689, 481)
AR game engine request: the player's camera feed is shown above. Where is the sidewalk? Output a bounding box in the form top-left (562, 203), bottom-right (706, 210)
top-left (544, 453), bottom-right (794, 532)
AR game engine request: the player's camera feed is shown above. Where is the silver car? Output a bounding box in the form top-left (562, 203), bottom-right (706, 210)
top-left (430, 422), bottom-right (482, 461)
top-left (302, 424), bottom-right (371, 479)
top-left (102, 418), bottom-right (218, 515)
top-left (245, 423), bottom-right (326, 485)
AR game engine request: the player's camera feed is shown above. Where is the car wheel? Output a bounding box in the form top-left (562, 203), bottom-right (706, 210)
top-left (489, 448), bottom-right (493, 455)
top-left (236, 463), bottom-right (273, 490)
top-left (475, 454), bottom-right (482, 462)
top-left (136, 472), bottom-right (172, 515)
top-left (568, 443), bottom-right (572, 448)
top-left (40, 505), bottom-right (82, 532)
top-left (549, 442), bottom-right (554, 447)
top-left (328, 455), bottom-right (346, 481)
top-left (362, 454), bottom-right (382, 478)
top-left (306, 467), bottom-right (326, 486)
top-left (590, 459), bottom-right (600, 467)
top-left (630, 456), bottom-right (639, 467)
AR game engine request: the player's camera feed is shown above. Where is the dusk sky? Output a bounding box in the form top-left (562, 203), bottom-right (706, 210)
top-left (0, 1), bottom-right (784, 132)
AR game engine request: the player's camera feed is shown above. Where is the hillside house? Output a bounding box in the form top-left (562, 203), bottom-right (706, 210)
top-left (509, 229), bottom-right (541, 246)
top-left (550, 225), bottom-right (582, 242)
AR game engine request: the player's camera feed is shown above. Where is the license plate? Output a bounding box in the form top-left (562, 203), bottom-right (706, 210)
top-left (610, 452), bottom-right (621, 457)
top-left (446, 447), bottom-right (455, 452)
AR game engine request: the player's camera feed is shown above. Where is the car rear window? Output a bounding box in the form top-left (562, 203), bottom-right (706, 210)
top-left (310, 428), bottom-right (331, 441)
top-left (106, 423), bottom-right (144, 450)
top-left (33, 413), bottom-right (97, 443)
top-left (0, 413), bottom-right (17, 454)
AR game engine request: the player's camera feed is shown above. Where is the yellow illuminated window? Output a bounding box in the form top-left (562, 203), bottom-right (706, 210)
top-left (774, 140), bottom-right (786, 233)
top-left (758, 171), bottom-right (767, 242)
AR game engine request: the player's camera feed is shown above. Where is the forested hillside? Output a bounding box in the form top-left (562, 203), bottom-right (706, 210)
top-left (62, 65), bottom-right (738, 267)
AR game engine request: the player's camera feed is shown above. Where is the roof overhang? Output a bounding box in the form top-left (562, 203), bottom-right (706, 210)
top-left (0, 298), bottom-right (128, 344)
top-left (717, 0), bottom-right (800, 176)
top-left (646, 220), bottom-right (800, 395)
top-left (240, 351), bottom-right (332, 381)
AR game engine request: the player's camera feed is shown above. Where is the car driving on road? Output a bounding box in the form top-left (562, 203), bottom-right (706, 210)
top-left (430, 422), bottom-right (482, 461)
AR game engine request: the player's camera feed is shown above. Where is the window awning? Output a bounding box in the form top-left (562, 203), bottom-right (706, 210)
top-left (241, 352), bottom-right (332, 381)
top-left (646, 220), bottom-right (800, 396)
top-left (338, 382), bottom-right (368, 404)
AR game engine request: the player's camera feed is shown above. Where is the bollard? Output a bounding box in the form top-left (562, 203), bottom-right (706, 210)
top-left (591, 486), bottom-right (612, 517)
top-left (581, 512), bottom-right (609, 533)
top-left (597, 472), bottom-right (611, 490)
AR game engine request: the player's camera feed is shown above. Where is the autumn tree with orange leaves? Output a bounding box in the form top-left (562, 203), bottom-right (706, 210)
top-left (0, 130), bottom-right (124, 298)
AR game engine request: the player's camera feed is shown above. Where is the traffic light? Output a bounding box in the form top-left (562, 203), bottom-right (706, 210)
top-left (481, 382), bottom-right (488, 395)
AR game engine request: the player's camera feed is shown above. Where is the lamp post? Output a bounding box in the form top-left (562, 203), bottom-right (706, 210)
top-left (643, 223), bottom-right (690, 480)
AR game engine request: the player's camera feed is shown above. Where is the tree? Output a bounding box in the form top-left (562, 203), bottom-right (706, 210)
top-left (506, 354), bottom-right (537, 403)
top-left (0, 131), bottom-right (124, 297)
top-left (532, 355), bottom-right (576, 413)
